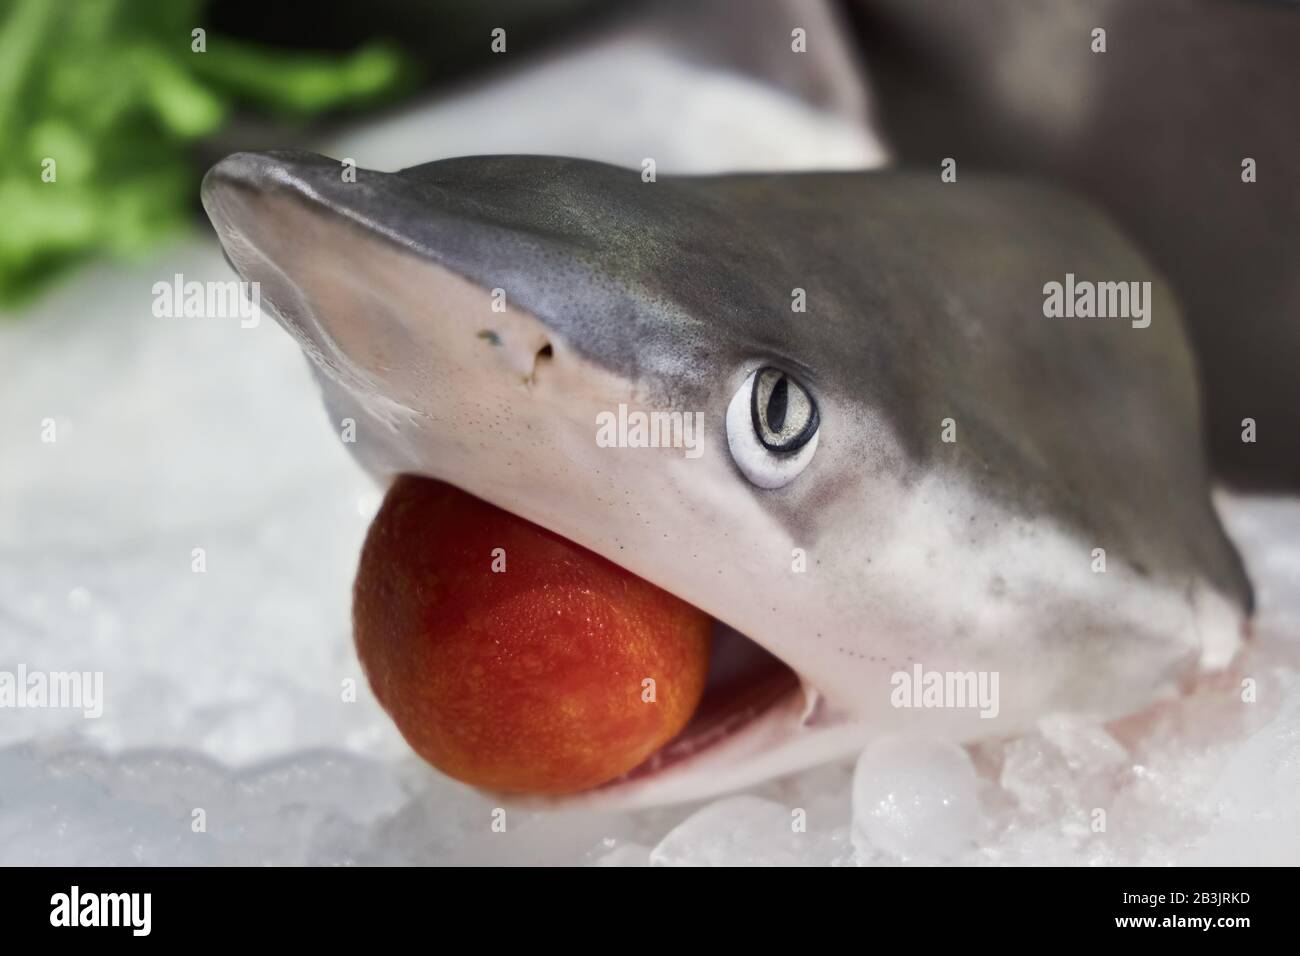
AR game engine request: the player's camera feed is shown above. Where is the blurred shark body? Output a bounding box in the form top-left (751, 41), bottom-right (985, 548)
top-left (850, 0), bottom-right (1300, 486)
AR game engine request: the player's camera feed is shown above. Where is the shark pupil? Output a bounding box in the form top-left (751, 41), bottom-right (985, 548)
top-left (767, 376), bottom-right (789, 432)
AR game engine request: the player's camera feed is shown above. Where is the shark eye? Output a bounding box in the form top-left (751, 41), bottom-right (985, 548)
top-left (726, 367), bottom-right (820, 488)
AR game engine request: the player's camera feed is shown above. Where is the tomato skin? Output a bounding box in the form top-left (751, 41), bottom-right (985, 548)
top-left (353, 476), bottom-right (712, 795)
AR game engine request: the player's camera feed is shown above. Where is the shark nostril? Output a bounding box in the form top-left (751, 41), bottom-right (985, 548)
top-left (526, 340), bottom-right (554, 388)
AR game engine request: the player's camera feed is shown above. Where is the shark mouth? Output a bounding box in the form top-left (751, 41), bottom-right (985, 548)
top-left (539, 601), bottom-right (876, 810)
top-left (599, 621), bottom-right (801, 788)
top-left (501, 538), bottom-right (874, 810)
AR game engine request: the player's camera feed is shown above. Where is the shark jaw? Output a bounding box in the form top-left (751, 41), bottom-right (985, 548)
top-left (201, 150), bottom-right (1252, 809)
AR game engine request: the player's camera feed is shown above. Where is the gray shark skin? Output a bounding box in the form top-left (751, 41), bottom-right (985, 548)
top-left (849, 0), bottom-right (1300, 488)
top-left (203, 150), bottom-right (1251, 806)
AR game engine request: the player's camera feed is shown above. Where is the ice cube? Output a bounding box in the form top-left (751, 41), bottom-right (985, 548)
top-left (650, 795), bottom-right (843, 866)
top-left (850, 736), bottom-right (980, 863)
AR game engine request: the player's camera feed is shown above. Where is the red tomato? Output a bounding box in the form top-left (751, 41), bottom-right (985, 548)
top-left (353, 476), bottom-right (712, 794)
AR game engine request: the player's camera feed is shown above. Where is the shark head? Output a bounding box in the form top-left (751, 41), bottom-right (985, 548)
top-left (203, 150), bottom-right (1252, 807)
